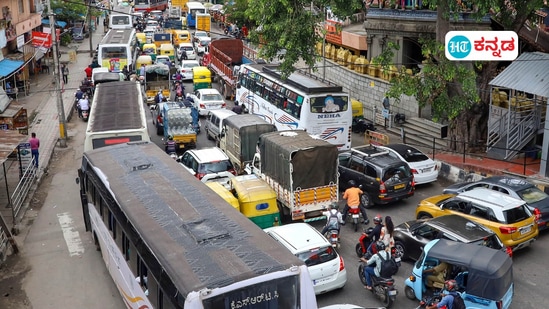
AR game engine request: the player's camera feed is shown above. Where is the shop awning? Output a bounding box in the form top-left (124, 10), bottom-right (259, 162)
top-left (0, 59), bottom-right (24, 79)
top-left (41, 19), bottom-right (67, 28)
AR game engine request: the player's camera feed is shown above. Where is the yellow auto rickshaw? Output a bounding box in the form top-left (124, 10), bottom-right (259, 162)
top-left (159, 43), bottom-right (176, 62)
top-left (136, 55), bottom-right (153, 71)
top-left (192, 66), bottom-right (212, 91)
top-left (136, 32), bottom-right (147, 49)
top-left (205, 182), bottom-right (240, 211)
top-left (230, 174), bottom-right (280, 228)
top-left (172, 30), bottom-right (191, 45)
top-left (142, 43), bottom-right (157, 61)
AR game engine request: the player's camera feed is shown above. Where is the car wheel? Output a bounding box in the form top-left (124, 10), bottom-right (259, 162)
top-left (206, 131), bottom-right (213, 140)
top-left (361, 193), bottom-right (373, 209)
top-left (394, 240), bottom-right (406, 261)
top-left (405, 285), bottom-right (416, 300)
top-left (417, 212), bottom-right (433, 220)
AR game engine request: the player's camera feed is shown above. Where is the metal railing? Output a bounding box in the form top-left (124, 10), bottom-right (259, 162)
top-left (10, 158), bottom-right (37, 226)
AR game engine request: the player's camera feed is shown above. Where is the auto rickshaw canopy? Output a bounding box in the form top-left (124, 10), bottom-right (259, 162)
top-left (425, 239), bottom-right (513, 301)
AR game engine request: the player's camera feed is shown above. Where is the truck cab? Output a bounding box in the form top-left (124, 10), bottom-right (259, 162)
top-left (245, 153), bottom-right (261, 176)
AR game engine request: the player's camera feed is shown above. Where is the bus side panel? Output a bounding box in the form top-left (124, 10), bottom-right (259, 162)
top-left (88, 205), bottom-right (152, 309)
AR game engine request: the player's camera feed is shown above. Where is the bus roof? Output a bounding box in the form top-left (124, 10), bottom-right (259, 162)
top-left (99, 28), bottom-right (136, 45)
top-left (248, 64), bottom-right (343, 94)
top-left (185, 1), bottom-right (206, 9)
top-left (83, 141), bottom-right (303, 293)
top-left (87, 81), bottom-right (146, 132)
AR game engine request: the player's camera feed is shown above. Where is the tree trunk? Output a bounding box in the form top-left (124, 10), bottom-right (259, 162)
top-left (435, 0), bottom-right (449, 44)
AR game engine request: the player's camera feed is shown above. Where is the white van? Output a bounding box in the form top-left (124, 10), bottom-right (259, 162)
top-left (109, 13), bottom-right (132, 30)
top-left (204, 109), bottom-right (236, 143)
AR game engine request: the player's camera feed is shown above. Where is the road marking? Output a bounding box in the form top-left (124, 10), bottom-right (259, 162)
top-left (57, 212), bottom-right (85, 257)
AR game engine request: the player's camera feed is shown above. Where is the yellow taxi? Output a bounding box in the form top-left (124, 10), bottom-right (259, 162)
top-left (415, 188), bottom-right (538, 251)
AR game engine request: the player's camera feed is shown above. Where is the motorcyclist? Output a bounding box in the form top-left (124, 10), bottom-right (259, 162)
top-left (341, 180), bottom-right (369, 225)
top-left (165, 136), bottom-right (176, 154)
top-left (78, 95), bottom-right (90, 118)
top-left (360, 241), bottom-right (390, 290)
top-left (363, 215), bottom-right (383, 254)
top-left (425, 280), bottom-right (460, 309)
top-left (320, 202), bottom-right (343, 236)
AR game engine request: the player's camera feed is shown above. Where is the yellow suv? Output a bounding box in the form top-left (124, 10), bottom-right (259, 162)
top-left (416, 188), bottom-right (538, 251)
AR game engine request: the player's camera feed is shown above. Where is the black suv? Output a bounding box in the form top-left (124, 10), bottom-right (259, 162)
top-left (338, 145), bottom-right (415, 207)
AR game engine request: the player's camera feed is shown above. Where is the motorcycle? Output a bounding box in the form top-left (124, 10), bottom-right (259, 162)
top-left (81, 108), bottom-right (89, 122)
top-left (348, 207), bottom-right (361, 232)
top-left (325, 229), bottom-right (340, 249)
top-left (358, 261), bottom-right (398, 308)
top-left (414, 293), bottom-right (442, 309)
top-left (355, 228), bottom-right (402, 270)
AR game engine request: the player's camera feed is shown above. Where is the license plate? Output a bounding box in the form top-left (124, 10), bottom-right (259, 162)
top-left (388, 290), bottom-right (397, 296)
top-left (394, 183), bottom-right (405, 190)
top-left (352, 214), bottom-right (359, 219)
top-left (421, 168), bottom-right (431, 173)
top-left (313, 277), bottom-right (330, 285)
top-left (394, 257), bottom-right (401, 263)
top-left (520, 226), bottom-right (532, 234)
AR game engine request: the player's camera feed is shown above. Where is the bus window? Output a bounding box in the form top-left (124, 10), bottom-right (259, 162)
top-left (310, 95), bottom-right (349, 113)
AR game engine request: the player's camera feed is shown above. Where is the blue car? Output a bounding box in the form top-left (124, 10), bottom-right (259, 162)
top-left (405, 239), bottom-right (513, 309)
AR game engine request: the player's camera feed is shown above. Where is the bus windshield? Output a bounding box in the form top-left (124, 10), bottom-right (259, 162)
top-left (310, 95), bottom-right (349, 113)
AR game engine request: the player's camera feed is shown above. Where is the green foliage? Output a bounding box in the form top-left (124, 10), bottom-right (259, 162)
top-left (50, 0), bottom-right (89, 22)
top-left (60, 32), bottom-right (73, 46)
top-left (387, 39), bottom-right (478, 121)
top-left (245, 0), bottom-right (363, 78)
top-left (224, 0), bottom-right (253, 26)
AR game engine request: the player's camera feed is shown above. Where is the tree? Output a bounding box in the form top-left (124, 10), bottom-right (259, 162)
top-left (245, 0), bottom-right (363, 77)
top-left (387, 0), bottom-right (543, 151)
top-left (49, 0), bottom-right (93, 23)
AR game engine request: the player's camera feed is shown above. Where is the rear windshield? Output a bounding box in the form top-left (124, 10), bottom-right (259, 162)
top-left (516, 186), bottom-right (549, 204)
top-left (198, 160), bottom-right (233, 174)
top-left (382, 164), bottom-right (412, 184)
top-left (503, 205), bottom-right (532, 224)
top-left (403, 151), bottom-right (429, 162)
top-left (468, 234), bottom-right (504, 250)
top-left (296, 246), bottom-right (337, 267)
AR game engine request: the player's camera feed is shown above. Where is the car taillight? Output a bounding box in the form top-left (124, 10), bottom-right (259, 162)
top-left (496, 300), bottom-right (503, 309)
top-left (411, 168), bottom-right (418, 174)
top-left (499, 226), bottom-right (517, 234)
top-left (222, 102), bottom-right (226, 107)
top-left (379, 181), bottom-right (387, 194)
top-left (228, 168), bottom-right (237, 176)
top-left (339, 256), bottom-right (345, 271)
top-left (196, 173), bottom-right (205, 180)
top-left (505, 246), bottom-right (513, 258)
top-left (200, 104), bottom-right (205, 109)
top-left (434, 164), bottom-right (439, 170)
top-left (533, 208), bottom-right (541, 223)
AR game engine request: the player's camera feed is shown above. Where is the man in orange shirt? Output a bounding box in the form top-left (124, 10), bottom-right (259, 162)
top-left (341, 180), bottom-right (369, 225)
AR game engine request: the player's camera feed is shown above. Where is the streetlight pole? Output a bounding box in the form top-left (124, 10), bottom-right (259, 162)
top-left (47, 0), bottom-right (68, 148)
top-left (87, 0), bottom-right (93, 57)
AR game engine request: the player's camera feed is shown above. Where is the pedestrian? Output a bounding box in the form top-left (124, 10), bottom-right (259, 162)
top-left (140, 64), bottom-right (146, 78)
top-left (61, 64), bottom-right (69, 84)
top-left (29, 132), bottom-right (40, 168)
top-left (85, 65), bottom-right (92, 80)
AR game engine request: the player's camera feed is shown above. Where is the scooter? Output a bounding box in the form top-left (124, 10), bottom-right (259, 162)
top-left (355, 228), bottom-right (402, 268)
top-left (358, 261), bottom-right (398, 308)
top-left (325, 229), bottom-right (340, 249)
top-left (348, 207), bottom-right (361, 232)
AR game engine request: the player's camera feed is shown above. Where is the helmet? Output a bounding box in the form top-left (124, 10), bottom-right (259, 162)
top-left (373, 215), bottom-right (382, 224)
top-left (348, 180), bottom-right (357, 187)
top-left (444, 279), bottom-right (458, 292)
top-left (375, 241), bottom-right (386, 251)
top-left (329, 202), bottom-right (338, 210)
top-left (168, 135), bottom-right (173, 141)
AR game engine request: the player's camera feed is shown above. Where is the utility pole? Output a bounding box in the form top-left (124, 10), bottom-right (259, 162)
top-left (87, 0), bottom-right (93, 57)
top-left (47, 0), bottom-right (68, 148)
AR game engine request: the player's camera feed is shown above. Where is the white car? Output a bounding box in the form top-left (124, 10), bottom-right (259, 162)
top-left (178, 147), bottom-right (236, 187)
top-left (377, 143), bottom-right (439, 185)
top-left (189, 88), bottom-right (226, 116)
top-left (192, 30), bottom-right (209, 44)
top-left (177, 43), bottom-right (197, 60)
top-left (194, 37), bottom-right (211, 55)
top-left (264, 223), bottom-right (347, 295)
top-left (179, 60), bottom-right (200, 80)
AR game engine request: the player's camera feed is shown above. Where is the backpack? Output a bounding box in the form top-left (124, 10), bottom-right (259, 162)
top-left (451, 293), bottom-right (466, 309)
top-left (377, 252), bottom-right (398, 278)
top-left (326, 210), bottom-right (340, 230)
top-left (154, 93), bottom-right (160, 104)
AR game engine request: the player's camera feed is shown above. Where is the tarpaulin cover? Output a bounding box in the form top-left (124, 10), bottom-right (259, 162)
top-left (41, 19), bottom-right (67, 28)
top-left (0, 59), bottom-right (24, 78)
top-left (426, 239), bottom-right (513, 300)
top-left (258, 130), bottom-right (338, 190)
top-left (223, 114), bottom-right (276, 163)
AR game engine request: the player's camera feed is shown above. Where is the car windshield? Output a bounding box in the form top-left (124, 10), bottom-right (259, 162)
top-left (468, 234), bottom-right (504, 250)
top-left (402, 149), bottom-right (429, 162)
top-left (503, 204), bottom-right (532, 224)
top-left (183, 63), bottom-right (198, 68)
top-left (296, 246), bottom-right (337, 267)
top-left (198, 160), bottom-right (233, 174)
top-left (516, 186), bottom-right (549, 204)
top-left (382, 164), bottom-right (412, 184)
top-left (202, 93), bottom-right (223, 101)
top-left (200, 40), bottom-right (210, 46)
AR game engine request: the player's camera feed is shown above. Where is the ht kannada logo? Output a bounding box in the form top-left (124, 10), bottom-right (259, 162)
top-left (445, 31), bottom-right (518, 61)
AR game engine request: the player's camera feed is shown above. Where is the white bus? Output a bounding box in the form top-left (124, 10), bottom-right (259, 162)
top-left (235, 64), bottom-right (353, 150)
top-left (77, 141), bottom-right (318, 309)
top-left (97, 28), bottom-right (138, 72)
top-left (185, 1), bottom-right (206, 28)
top-left (83, 81), bottom-right (150, 152)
